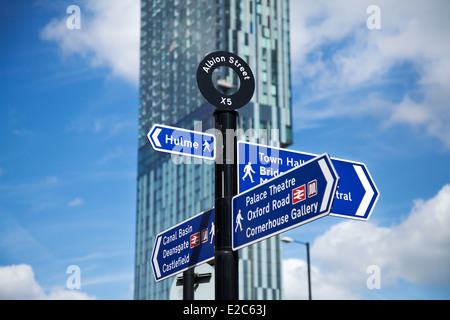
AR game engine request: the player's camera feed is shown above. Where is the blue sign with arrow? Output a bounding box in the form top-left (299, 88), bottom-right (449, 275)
top-left (232, 154), bottom-right (339, 251)
top-left (237, 141), bottom-right (379, 221)
top-left (151, 208), bottom-right (215, 282)
top-left (148, 124), bottom-right (216, 161)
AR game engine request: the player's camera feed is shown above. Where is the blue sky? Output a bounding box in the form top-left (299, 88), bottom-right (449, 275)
top-left (0, 0), bottom-right (138, 299)
top-left (1, 0), bottom-right (449, 300)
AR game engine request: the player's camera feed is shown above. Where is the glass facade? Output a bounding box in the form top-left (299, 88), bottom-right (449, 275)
top-left (135, 0), bottom-right (292, 300)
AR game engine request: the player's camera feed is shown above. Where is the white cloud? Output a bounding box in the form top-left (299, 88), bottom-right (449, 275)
top-left (0, 264), bottom-right (45, 299)
top-left (290, 0), bottom-right (450, 148)
top-left (40, 0), bottom-right (140, 86)
top-left (46, 287), bottom-right (95, 300)
top-left (283, 258), bottom-right (359, 300)
top-left (68, 198), bottom-right (84, 207)
top-left (283, 184), bottom-right (450, 299)
top-left (321, 185), bottom-right (450, 290)
top-left (0, 264), bottom-right (95, 300)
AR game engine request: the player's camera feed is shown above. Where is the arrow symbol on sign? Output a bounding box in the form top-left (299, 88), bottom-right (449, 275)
top-left (153, 236), bottom-right (162, 278)
top-left (319, 158), bottom-right (334, 212)
top-left (354, 165), bottom-right (375, 217)
top-left (151, 128), bottom-right (162, 148)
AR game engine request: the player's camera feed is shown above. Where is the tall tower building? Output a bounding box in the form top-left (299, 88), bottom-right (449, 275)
top-left (135, 0), bottom-right (292, 300)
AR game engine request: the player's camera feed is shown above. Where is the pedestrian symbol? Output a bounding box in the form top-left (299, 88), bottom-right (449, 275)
top-left (242, 162), bottom-right (255, 183)
top-left (203, 141), bottom-right (211, 153)
top-left (209, 222), bottom-right (215, 244)
top-left (235, 210), bottom-right (243, 232)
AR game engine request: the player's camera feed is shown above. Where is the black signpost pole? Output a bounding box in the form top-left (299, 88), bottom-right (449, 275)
top-left (214, 109), bottom-right (239, 300)
top-left (183, 268), bottom-right (195, 300)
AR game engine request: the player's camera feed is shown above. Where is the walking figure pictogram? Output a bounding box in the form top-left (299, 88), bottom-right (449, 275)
top-left (242, 162), bottom-right (255, 183)
top-left (203, 140), bottom-right (211, 153)
top-left (235, 210), bottom-right (243, 232)
top-left (209, 222), bottom-right (215, 244)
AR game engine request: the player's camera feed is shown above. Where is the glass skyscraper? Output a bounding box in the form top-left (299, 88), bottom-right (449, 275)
top-left (135, 0), bottom-right (292, 300)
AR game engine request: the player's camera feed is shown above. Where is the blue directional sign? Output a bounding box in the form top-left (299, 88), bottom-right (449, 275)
top-left (151, 208), bottom-right (215, 282)
top-left (148, 124), bottom-right (216, 161)
top-left (237, 141), bottom-right (379, 221)
top-left (232, 154), bottom-right (339, 251)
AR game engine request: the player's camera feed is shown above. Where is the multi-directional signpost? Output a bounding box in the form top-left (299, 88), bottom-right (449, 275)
top-left (232, 154), bottom-right (339, 250)
top-left (147, 50), bottom-right (379, 301)
top-left (148, 51), bottom-right (257, 300)
top-left (238, 141), bottom-right (379, 221)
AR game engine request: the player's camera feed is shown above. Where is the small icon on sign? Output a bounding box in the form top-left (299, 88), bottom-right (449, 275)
top-left (292, 185), bottom-right (306, 204)
top-left (203, 140), bottom-right (211, 153)
top-left (209, 222), bottom-right (215, 244)
top-left (190, 232), bottom-right (200, 248)
top-left (308, 180), bottom-right (317, 198)
top-left (242, 162), bottom-right (255, 183)
top-left (235, 210), bottom-right (244, 232)
top-left (201, 228), bottom-right (208, 243)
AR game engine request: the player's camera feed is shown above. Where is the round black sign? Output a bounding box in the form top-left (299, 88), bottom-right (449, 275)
top-left (197, 51), bottom-right (255, 110)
